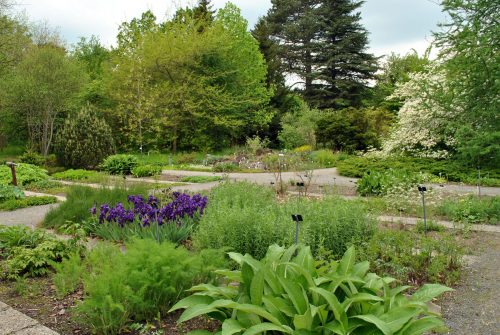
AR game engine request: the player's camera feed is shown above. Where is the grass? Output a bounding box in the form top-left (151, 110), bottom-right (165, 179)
top-left (0, 145), bottom-right (24, 162)
top-left (0, 196), bottom-right (57, 211)
top-left (42, 184), bottom-right (150, 231)
top-left (51, 169), bottom-right (109, 183)
top-left (180, 176), bottom-right (222, 183)
top-left (436, 195), bottom-right (499, 225)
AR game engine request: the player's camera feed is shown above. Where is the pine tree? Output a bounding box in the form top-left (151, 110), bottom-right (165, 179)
top-left (266, 0), bottom-right (377, 108)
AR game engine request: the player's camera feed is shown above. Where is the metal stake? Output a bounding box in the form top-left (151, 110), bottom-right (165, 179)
top-left (418, 185), bottom-right (427, 235)
top-left (477, 166), bottom-right (481, 198)
top-left (291, 214), bottom-right (303, 245)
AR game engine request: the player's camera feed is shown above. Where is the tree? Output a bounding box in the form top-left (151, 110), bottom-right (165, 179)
top-left (266, 0), bottom-right (377, 108)
top-left (2, 45), bottom-right (86, 156)
top-left (0, 12), bottom-right (30, 76)
top-left (55, 106), bottom-right (115, 169)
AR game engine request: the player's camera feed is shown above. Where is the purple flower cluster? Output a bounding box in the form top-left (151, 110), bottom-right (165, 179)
top-left (93, 192), bottom-right (208, 228)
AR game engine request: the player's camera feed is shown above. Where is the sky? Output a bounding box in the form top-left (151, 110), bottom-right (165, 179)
top-left (14, 0), bottom-right (448, 58)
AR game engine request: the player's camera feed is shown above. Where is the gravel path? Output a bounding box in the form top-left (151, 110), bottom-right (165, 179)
top-left (440, 232), bottom-right (500, 334)
top-left (0, 204), bottom-right (60, 229)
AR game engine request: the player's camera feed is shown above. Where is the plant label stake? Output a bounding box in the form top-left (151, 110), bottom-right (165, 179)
top-left (418, 185), bottom-right (427, 235)
top-left (477, 166), bottom-right (481, 198)
top-left (6, 162), bottom-right (17, 186)
top-left (278, 153), bottom-right (284, 194)
top-left (297, 182), bottom-right (305, 198)
top-left (291, 214), bottom-right (303, 245)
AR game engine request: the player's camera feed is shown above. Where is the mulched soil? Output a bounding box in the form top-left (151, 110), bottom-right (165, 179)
top-left (0, 277), bottom-right (218, 335)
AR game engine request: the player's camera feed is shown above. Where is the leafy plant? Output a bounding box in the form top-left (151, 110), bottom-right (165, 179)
top-left (245, 136), bottom-right (270, 155)
top-left (24, 179), bottom-right (64, 193)
top-left (310, 149), bottom-right (338, 167)
top-left (131, 165), bottom-right (162, 178)
top-left (101, 154), bottom-right (139, 175)
top-left (51, 169), bottom-right (106, 182)
top-left (359, 229), bottom-right (463, 286)
top-left (180, 176), bottom-right (222, 183)
top-left (193, 182), bottom-right (375, 259)
top-left (415, 220), bottom-right (445, 233)
top-left (52, 251), bottom-right (84, 298)
top-left (356, 170), bottom-right (423, 196)
top-left (171, 244), bottom-right (451, 335)
top-left (75, 239), bottom-right (226, 335)
top-left (212, 162), bottom-right (239, 172)
top-left (0, 195), bottom-right (57, 211)
top-left (0, 184), bottom-right (25, 201)
top-left (19, 150), bottom-right (45, 166)
top-left (437, 195), bottom-right (499, 225)
top-left (0, 163), bottom-right (49, 186)
top-left (54, 106), bottom-right (116, 169)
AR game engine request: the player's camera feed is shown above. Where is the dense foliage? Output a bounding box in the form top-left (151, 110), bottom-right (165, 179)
top-left (101, 154), bottom-right (138, 175)
top-left (172, 244), bottom-right (451, 335)
top-left (0, 163), bottom-right (49, 186)
top-left (75, 239), bottom-right (225, 335)
top-left (194, 182), bottom-right (375, 259)
top-left (55, 106), bottom-right (116, 169)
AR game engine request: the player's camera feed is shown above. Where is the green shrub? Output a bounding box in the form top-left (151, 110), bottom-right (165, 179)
top-left (172, 244), bottom-right (451, 335)
top-left (175, 152), bottom-right (198, 164)
top-left (0, 196), bottom-right (57, 211)
top-left (437, 195), bottom-right (499, 225)
top-left (43, 185), bottom-right (149, 231)
top-left (0, 184), bottom-right (24, 201)
top-left (356, 170), bottom-right (426, 196)
top-left (19, 150), bottom-right (45, 166)
top-left (193, 182), bottom-right (375, 259)
top-left (359, 229), bottom-right (463, 286)
top-left (180, 175), bottom-right (222, 183)
top-left (52, 252), bottom-right (84, 298)
top-left (0, 163), bottom-right (48, 186)
top-left (54, 106), bottom-right (116, 169)
top-left (101, 154), bottom-right (138, 175)
top-left (51, 169), bottom-right (105, 182)
top-left (0, 226), bottom-right (78, 279)
top-left (212, 162), bottom-right (239, 172)
top-left (310, 149), bottom-right (338, 167)
top-left (415, 220), bottom-right (446, 233)
top-left (75, 239), bottom-right (226, 335)
top-left (245, 135), bottom-right (270, 155)
top-left (131, 164), bottom-right (161, 178)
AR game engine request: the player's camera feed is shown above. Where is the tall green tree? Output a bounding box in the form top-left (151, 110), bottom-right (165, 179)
top-left (266, 0), bottom-right (377, 108)
top-left (2, 45), bottom-right (86, 155)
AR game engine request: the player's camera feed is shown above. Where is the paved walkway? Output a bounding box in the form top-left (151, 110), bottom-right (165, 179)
top-left (0, 204), bottom-right (60, 228)
top-left (0, 301), bottom-right (58, 335)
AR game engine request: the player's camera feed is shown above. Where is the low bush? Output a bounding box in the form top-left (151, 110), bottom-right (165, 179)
top-left (0, 196), bottom-right (57, 211)
top-left (179, 175), bottom-right (222, 183)
top-left (101, 154), bottom-right (138, 175)
top-left (131, 164), bottom-right (161, 178)
top-left (0, 163), bottom-right (49, 186)
top-left (356, 170), bottom-right (425, 196)
top-left (19, 150), bottom-right (45, 166)
top-left (245, 135), bottom-right (270, 155)
top-left (172, 244), bottom-right (451, 335)
top-left (0, 226), bottom-right (79, 279)
top-left (193, 182), bottom-right (375, 259)
top-left (310, 149), bottom-right (337, 167)
top-left (88, 192), bottom-right (208, 244)
top-left (437, 195), bottom-right (499, 225)
top-left (0, 184), bottom-right (24, 201)
top-left (43, 185), bottom-right (149, 231)
top-left (75, 239), bottom-right (225, 335)
top-left (51, 169), bottom-right (105, 182)
top-left (359, 229), bottom-right (463, 286)
top-left (175, 152), bottom-right (198, 165)
top-left (212, 162), bottom-right (239, 172)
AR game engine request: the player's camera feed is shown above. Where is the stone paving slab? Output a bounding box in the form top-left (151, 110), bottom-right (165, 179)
top-left (0, 302), bottom-right (59, 335)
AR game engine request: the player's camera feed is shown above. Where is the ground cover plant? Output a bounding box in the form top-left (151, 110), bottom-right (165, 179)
top-left (88, 192), bottom-right (208, 243)
top-left (436, 195), bottom-right (499, 225)
top-left (180, 175), bottom-right (222, 183)
top-left (73, 239), bottom-right (225, 335)
top-left (0, 195), bottom-right (57, 211)
top-left (23, 179), bottom-right (66, 194)
top-left (42, 185), bottom-right (149, 231)
top-left (172, 244), bottom-right (451, 335)
top-left (131, 164), bottom-right (162, 178)
top-left (193, 182), bottom-right (375, 259)
top-left (0, 225), bottom-right (80, 279)
top-left (51, 169), bottom-right (108, 183)
top-left (337, 155), bottom-right (500, 186)
top-left (359, 229), bottom-right (463, 286)
top-left (0, 163), bottom-right (49, 186)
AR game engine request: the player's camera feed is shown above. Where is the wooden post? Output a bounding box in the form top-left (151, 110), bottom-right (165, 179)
top-left (7, 162), bottom-right (17, 186)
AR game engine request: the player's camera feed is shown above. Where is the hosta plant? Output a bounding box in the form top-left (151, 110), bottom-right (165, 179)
top-left (171, 245), bottom-right (451, 335)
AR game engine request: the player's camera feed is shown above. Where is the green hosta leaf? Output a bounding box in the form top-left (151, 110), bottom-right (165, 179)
top-left (250, 269), bottom-right (265, 305)
top-left (228, 252), bottom-right (244, 265)
top-left (169, 294), bottom-right (214, 312)
top-left (293, 306), bottom-right (313, 330)
top-left (261, 297), bottom-right (289, 325)
top-left (397, 316), bottom-right (445, 335)
top-left (278, 275), bottom-right (309, 314)
top-left (294, 246), bottom-right (315, 275)
top-left (188, 284), bottom-right (238, 299)
top-left (262, 296), bottom-right (296, 318)
top-left (338, 246), bottom-right (356, 276)
top-left (215, 269), bottom-right (242, 282)
top-left (381, 306), bottom-right (420, 333)
top-left (242, 323), bottom-right (293, 335)
top-left (310, 287), bottom-right (348, 332)
top-left (410, 284), bottom-right (453, 303)
top-left (323, 320), bottom-right (346, 335)
top-left (352, 261), bottom-right (370, 278)
top-left (222, 319), bottom-right (244, 335)
top-left (353, 314), bottom-right (392, 335)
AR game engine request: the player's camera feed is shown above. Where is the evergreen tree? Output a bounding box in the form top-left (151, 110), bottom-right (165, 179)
top-left (266, 0), bottom-right (377, 108)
